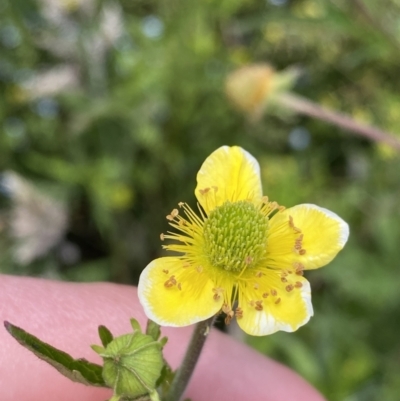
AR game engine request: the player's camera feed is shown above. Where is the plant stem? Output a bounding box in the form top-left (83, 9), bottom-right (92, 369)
top-left (165, 316), bottom-right (215, 401)
top-left (276, 92), bottom-right (400, 151)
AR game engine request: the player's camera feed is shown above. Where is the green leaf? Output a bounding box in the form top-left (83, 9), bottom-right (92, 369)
top-left (4, 321), bottom-right (107, 387)
top-left (145, 320), bottom-right (161, 341)
top-left (98, 325), bottom-right (114, 347)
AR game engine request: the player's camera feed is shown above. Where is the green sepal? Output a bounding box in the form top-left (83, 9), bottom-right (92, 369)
top-left (156, 363), bottom-right (175, 395)
top-left (91, 344), bottom-right (106, 354)
top-left (130, 318), bottom-right (142, 333)
top-left (145, 320), bottom-right (161, 341)
top-left (4, 321), bottom-right (107, 387)
top-left (98, 325), bottom-right (114, 347)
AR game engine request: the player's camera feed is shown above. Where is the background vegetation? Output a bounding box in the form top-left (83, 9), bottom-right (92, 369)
top-left (1, 0), bottom-right (400, 400)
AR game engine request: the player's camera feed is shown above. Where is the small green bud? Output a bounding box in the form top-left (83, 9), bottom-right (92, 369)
top-left (94, 330), bottom-right (164, 399)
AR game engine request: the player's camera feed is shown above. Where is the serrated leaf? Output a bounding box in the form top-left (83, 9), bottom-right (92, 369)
top-left (4, 321), bottom-right (107, 387)
top-left (145, 320), bottom-right (161, 341)
top-left (98, 325), bottom-right (114, 347)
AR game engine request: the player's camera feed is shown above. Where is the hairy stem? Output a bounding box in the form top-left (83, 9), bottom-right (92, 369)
top-left (165, 316), bottom-right (215, 401)
top-left (276, 92), bottom-right (400, 151)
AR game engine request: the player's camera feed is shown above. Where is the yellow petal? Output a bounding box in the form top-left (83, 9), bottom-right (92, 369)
top-left (236, 271), bottom-right (313, 336)
top-left (195, 146), bottom-right (262, 214)
top-left (138, 257), bottom-right (222, 326)
top-left (267, 204), bottom-right (349, 270)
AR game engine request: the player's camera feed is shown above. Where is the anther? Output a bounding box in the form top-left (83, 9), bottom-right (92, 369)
top-left (225, 310), bottom-right (234, 325)
top-left (293, 262), bottom-right (305, 275)
top-left (222, 303), bottom-right (231, 314)
top-left (289, 215), bottom-right (302, 233)
top-left (254, 283), bottom-right (259, 290)
top-left (295, 281), bottom-right (303, 288)
top-left (275, 298), bottom-right (281, 305)
top-left (245, 256), bottom-right (253, 265)
top-left (212, 287), bottom-right (224, 301)
top-left (261, 196), bottom-right (269, 204)
top-left (196, 265), bottom-right (203, 273)
top-left (255, 300), bottom-right (263, 311)
top-left (199, 187), bottom-right (210, 195)
top-left (162, 269), bottom-right (169, 274)
top-left (235, 307), bottom-right (243, 319)
top-left (281, 277), bottom-right (288, 283)
top-left (178, 202), bottom-right (184, 208)
top-left (255, 271), bottom-right (263, 278)
top-left (271, 289), bottom-right (277, 296)
top-left (212, 186), bottom-right (218, 193)
top-left (299, 249), bottom-right (307, 255)
top-left (160, 233), bottom-right (165, 241)
top-left (286, 284), bottom-right (294, 292)
top-left (262, 292), bottom-right (269, 298)
top-left (164, 275), bottom-right (177, 288)
top-left (170, 209), bottom-right (179, 218)
top-left (177, 283), bottom-right (182, 291)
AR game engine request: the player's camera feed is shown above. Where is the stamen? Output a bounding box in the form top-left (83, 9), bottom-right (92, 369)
top-left (178, 202), bottom-right (184, 208)
top-left (275, 298), bottom-right (281, 305)
top-left (235, 307), bottom-right (243, 319)
top-left (262, 292), bottom-right (269, 298)
top-left (225, 310), bottom-right (234, 325)
top-left (294, 234), bottom-right (304, 250)
top-left (254, 300), bottom-right (263, 311)
top-left (160, 233), bottom-right (165, 241)
top-left (212, 287), bottom-right (224, 301)
top-left (199, 187), bottom-right (210, 195)
top-left (164, 275), bottom-right (177, 288)
top-left (245, 256), bottom-right (253, 265)
top-left (222, 303), bottom-right (231, 314)
top-left (286, 284), bottom-right (294, 292)
top-left (295, 281), bottom-right (303, 288)
top-left (289, 215), bottom-right (302, 233)
top-left (293, 262), bottom-right (305, 275)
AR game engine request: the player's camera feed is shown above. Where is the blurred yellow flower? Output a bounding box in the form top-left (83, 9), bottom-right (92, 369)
top-left (225, 64), bottom-right (275, 118)
top-left (138, 146), bottom-right (349, 336)
top-left (225, 64), bottom-right (300, 120)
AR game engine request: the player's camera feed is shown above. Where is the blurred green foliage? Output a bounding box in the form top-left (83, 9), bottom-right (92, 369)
top-left (1, 0), bottom-right (400, 400)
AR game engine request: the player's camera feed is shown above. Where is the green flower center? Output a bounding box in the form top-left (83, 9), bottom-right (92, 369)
top-left (203, 200), bottom-right (269, 272)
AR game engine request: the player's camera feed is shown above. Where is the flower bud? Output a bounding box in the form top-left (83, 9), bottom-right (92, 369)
top-left (225, 63), bottom-right (299, 119)
top-left (93, 327), bottom-right (164, 399)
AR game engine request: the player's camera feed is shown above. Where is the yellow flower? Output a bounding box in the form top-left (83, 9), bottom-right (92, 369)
top-left (138, 146), bottom-right (349, 336)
